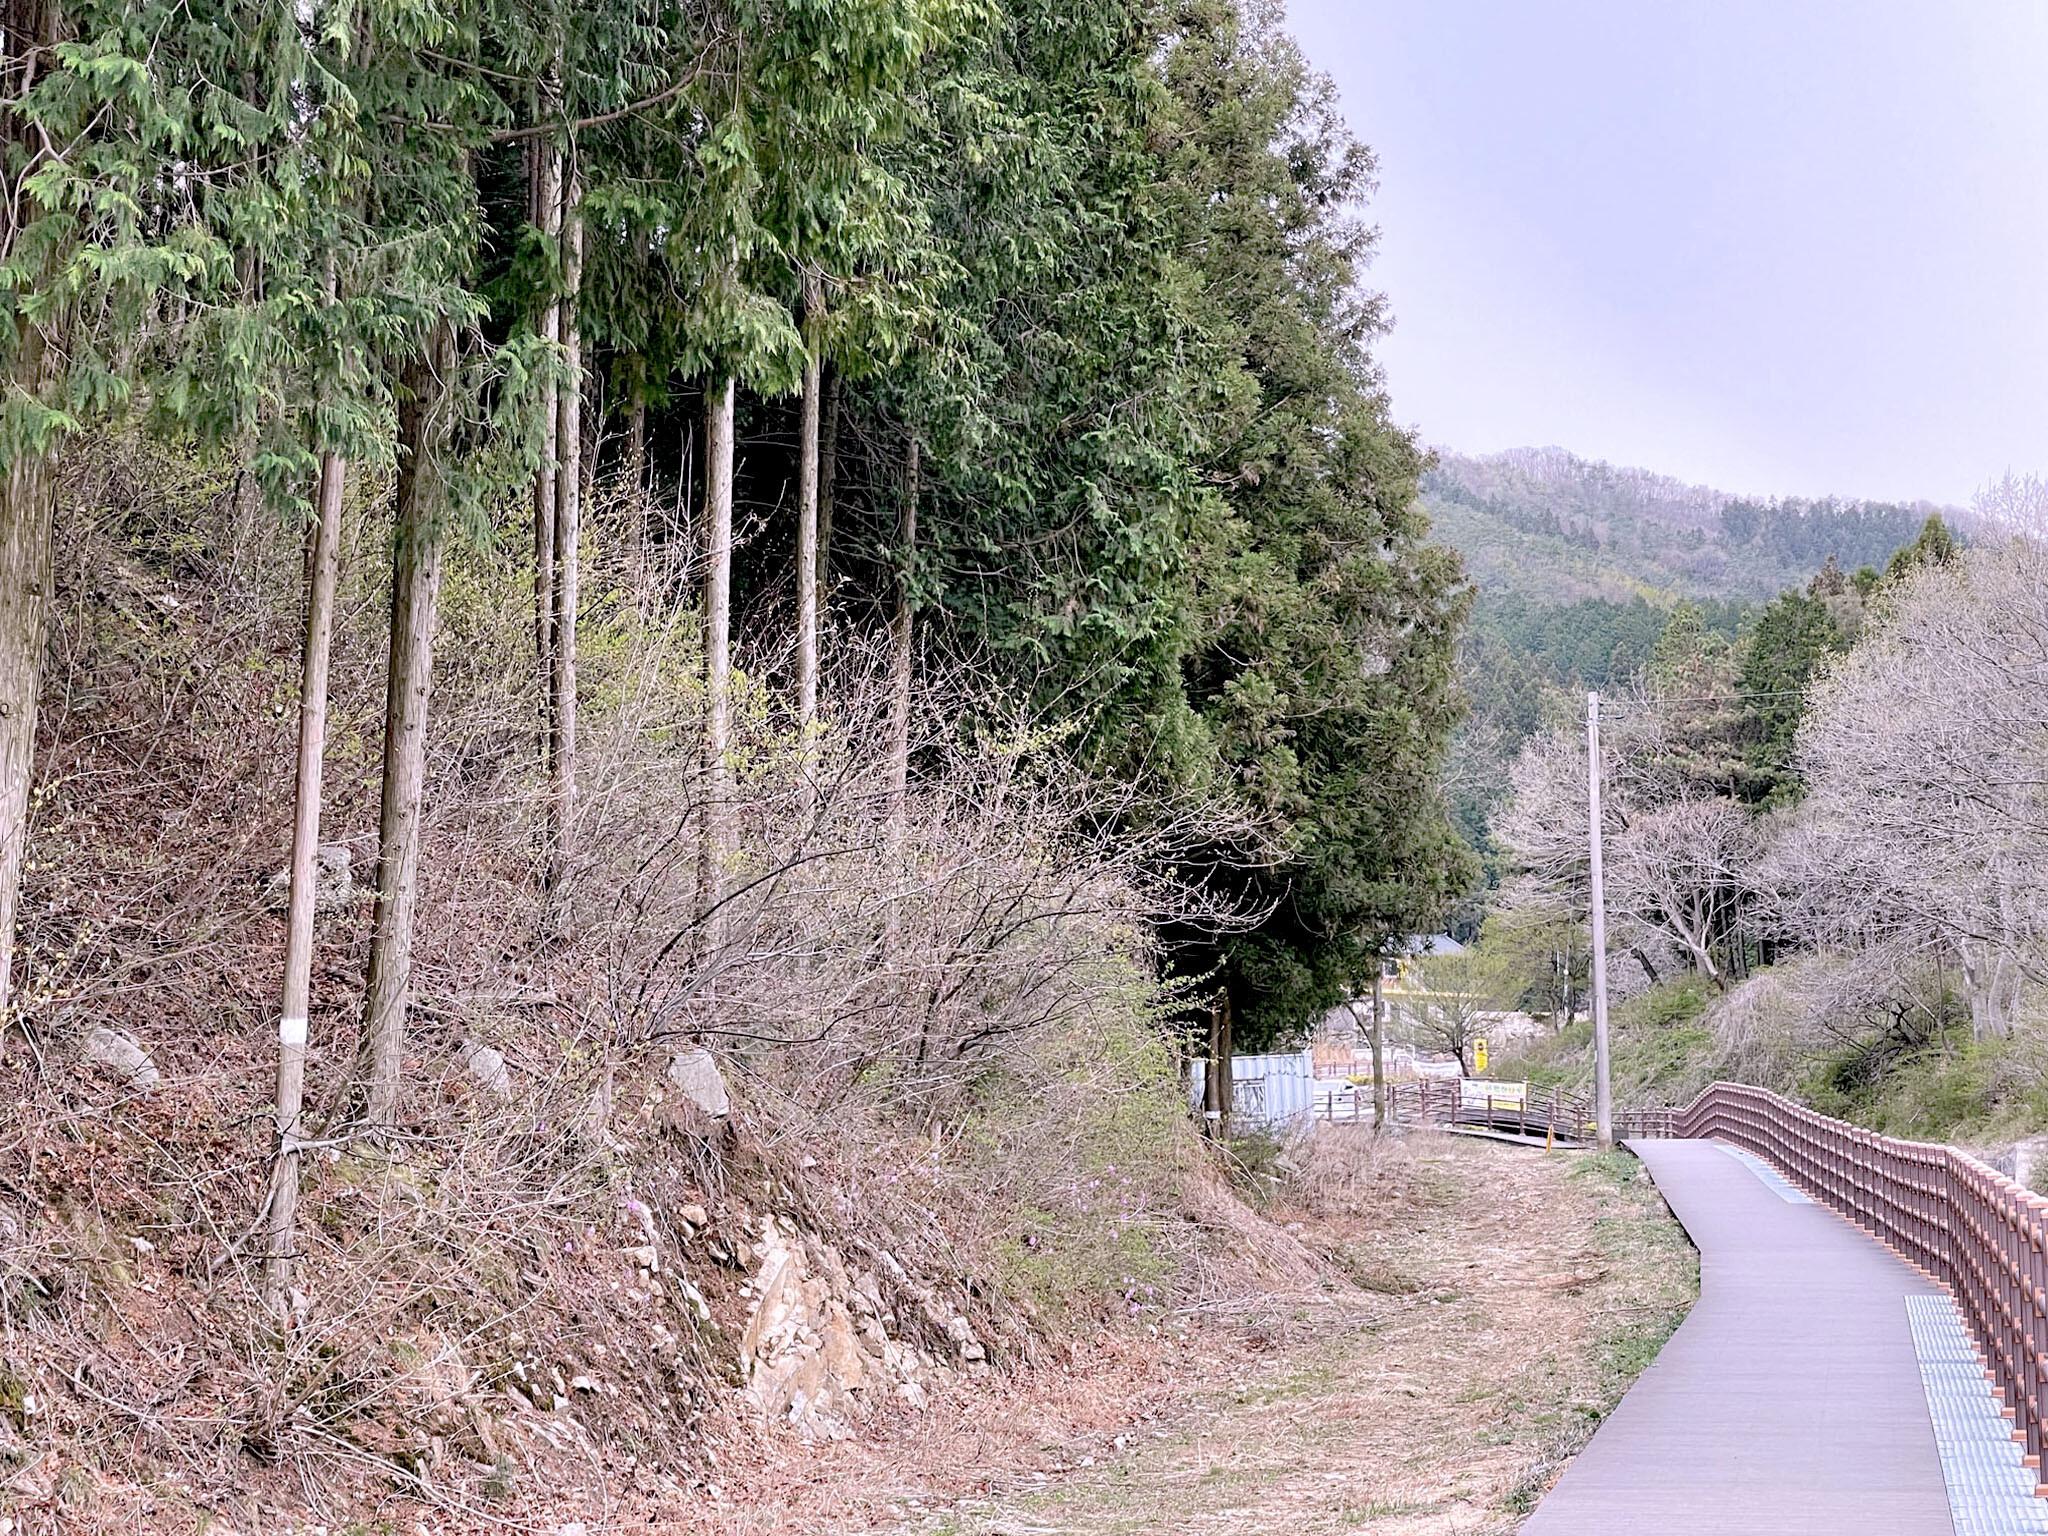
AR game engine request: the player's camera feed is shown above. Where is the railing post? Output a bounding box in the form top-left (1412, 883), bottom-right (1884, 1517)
top-left (2027, 1197), bottom-right (2046, 1469)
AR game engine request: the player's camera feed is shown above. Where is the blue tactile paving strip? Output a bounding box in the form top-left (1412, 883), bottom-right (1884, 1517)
top-left (1717, 1141), bottom-right (1814, 1203)
top-left (1906, 1293), bottom-right (2048, 1535)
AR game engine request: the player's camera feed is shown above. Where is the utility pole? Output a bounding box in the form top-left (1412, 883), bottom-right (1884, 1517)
top-left (1587, 691), bottom-right (1614, 1150)
top-left (1369, 967), bottom-right (1387, 1133)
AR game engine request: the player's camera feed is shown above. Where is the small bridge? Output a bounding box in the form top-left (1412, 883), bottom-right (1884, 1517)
top-left (1197, 1053), bottom-right (1603, 1142)
top-left (1520, 1084), bottom-right (2048, 1535)
top-left (1310, 1076), bottom-right (1602, 1144)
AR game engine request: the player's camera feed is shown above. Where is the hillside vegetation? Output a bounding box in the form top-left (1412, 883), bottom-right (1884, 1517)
top-left (1431, 445), bottom-right (1971, 892)
top-left (0, 0), bottom-right (1485, 1528)
top-left (1483, 478), bottom-right (2048, 1169)
top-left (3, 435), bottom-right (1291, 1530)
top-left (1425, 446), bottom-right (1957, 607)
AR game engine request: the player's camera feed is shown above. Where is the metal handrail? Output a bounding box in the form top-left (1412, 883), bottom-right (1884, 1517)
top-left (1638, 1082), bottom-right (2048, 1481)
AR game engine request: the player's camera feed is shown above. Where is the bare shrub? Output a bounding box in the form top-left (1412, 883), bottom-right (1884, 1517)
top-left (1707, 957), bottom-right (1877, 1087)
top-left (0, 440), bottom-right (1277, 1526)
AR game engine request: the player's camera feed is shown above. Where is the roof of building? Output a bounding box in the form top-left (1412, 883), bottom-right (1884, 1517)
top-left (1402, 933), bottom-right (1468, 958)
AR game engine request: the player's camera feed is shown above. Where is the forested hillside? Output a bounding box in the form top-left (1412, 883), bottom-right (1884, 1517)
top-left (0, 0), bottom-right (1473, 1526)
top-left (1425, 446), bottom-right (1957, 606)
top-left (1429, 445), bottom-right (1970, 885)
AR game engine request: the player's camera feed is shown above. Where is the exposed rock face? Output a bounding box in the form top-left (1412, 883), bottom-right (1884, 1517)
top-left (944, 1312), bottom-right (987, 1363)
top-left (737, 1216), bottom-right (932, 1439)
top-left (666, 1047), bottom-right (730, 1119)
top-left (83, 1026), bottom-right (158, 1090)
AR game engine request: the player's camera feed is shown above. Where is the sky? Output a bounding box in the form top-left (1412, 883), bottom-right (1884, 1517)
top-left (1284, 0), bottom-right (2048, 505)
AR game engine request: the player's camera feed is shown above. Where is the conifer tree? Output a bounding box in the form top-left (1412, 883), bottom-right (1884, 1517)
top-left (748, 0), bottom-right (944, 784)
top-left (0, 0), bottom-right (282, 1025)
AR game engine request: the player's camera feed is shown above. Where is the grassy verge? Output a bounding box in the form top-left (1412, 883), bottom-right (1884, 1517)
top-left (1494, 980), bottom-right (1719, 1108)
top-left (906, 1132), bottom-right (1698, 1536)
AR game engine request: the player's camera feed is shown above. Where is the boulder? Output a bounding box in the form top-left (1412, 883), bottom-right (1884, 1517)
top-left (262, 844), bottom-right (354, 916)
top-left (666, 1047), bottom-right (730, 1119)
top-left (460, 1040), bottom-right (512, 1098)
top-left (83, 1027), bottom-right (158, 1090)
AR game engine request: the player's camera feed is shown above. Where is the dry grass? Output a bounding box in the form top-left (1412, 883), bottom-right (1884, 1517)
top-left (836, 1130), bottom-right (1699, 1536)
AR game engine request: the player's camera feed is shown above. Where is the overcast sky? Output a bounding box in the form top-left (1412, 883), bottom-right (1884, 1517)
top-left (1285, 0), bottom-right (2048, 505)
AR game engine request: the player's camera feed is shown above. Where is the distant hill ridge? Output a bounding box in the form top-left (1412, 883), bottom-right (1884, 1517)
top-left (1422, 446), bottom-right (1966, 606)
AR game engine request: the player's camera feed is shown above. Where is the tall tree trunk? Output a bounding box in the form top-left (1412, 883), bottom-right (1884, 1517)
top-left (231, 461), bottom-right (262, 584)
top-left (886, 436), bottom-right (917, 859)
top-left (226, 254), bottom-right (262, 583)
top-left (580, 356), bottom-right (600, 514)
top-left (546, 161), bottom-right (582, 898)
top-left (1205, 990), bottom-right (1234, 1132)
top-left (0, 439), bottom-right (52, 1033)
top-left (0, 0), bottom-right (59, 1035)
top-left (359, 323), bottom-right (454, 1131)
top-left (816, 369), bottom-right (838, 596)
top-left (795, 275), bottom-right (823, 814)
top-left (623, 354), bottom-right (647, 612)
top-left (698, 376), bottom-right (735, 944)
top-left (1560, 937), bottom-right (1574, 1029)
top-left (260, 452), bottom-right (344, 1311)
top-left (1201, 994), bottom-right (1224, 1134)
top-left (1685, 931), bottom-right (1723, 989)
top-left (530, 135), bottom-right (562, 770)
top-left (1960, 940), bottom-right (2014, 1042)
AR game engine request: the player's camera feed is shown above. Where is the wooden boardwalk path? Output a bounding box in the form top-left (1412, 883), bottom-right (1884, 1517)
top-left (1522, 1137), bottom-right (1963, 1534)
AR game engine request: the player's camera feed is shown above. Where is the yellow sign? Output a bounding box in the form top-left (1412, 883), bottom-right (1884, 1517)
top-left (1474, 1039), bottom-right (1489, 1074)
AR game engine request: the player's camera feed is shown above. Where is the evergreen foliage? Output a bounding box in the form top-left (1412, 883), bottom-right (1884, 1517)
top-left (0, 0), bottom-right (1477, 1055)
top-left (1160, 0), bottom-right (1472, 1044)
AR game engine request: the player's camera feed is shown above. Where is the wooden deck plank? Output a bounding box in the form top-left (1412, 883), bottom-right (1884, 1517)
top-left (1519, 1137), bottom-right (1956, 1535)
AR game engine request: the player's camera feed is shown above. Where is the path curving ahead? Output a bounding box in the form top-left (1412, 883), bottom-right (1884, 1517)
top-left (1521, 1137), bottom-right (1970, 1535)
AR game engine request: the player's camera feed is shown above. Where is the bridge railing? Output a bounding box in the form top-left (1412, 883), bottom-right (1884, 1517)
top-left (1642, 1082), bottom-right (2048, 1472)
top-left (1314, 1079), bottom-right (1604, 1141)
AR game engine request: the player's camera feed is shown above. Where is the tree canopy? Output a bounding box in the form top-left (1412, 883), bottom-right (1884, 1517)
top-left (0, 0), bottom-right (1477, 1058)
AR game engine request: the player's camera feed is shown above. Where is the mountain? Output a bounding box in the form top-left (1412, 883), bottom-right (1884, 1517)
top-left (1422, 446), bottom-right (1964, 607)
top-left (1428, 447), bottom-right (1971, 929)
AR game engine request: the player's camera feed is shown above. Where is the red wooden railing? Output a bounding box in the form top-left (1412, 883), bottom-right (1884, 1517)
top-left (1314, 1077), bottom-right (2048, 1471)
top-left (1638, 1082), bottom-right (2048, 1477)
top-left (1313, 1079), bottom-right (1602, 1142)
